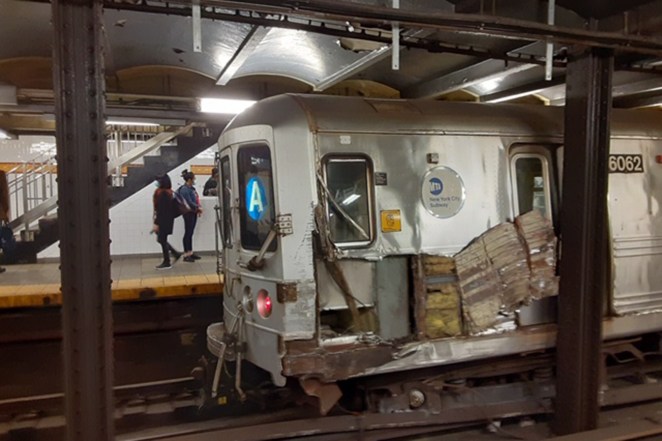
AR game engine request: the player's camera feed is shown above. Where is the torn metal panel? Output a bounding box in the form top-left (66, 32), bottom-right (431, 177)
top-left (282, 344), bottom-right (395, 381)
top-left (482, 222), bottom-right (531, 310)
top-left (283, 280), bottom-right (317, 339)
top-left (515, 210), bottom-right (559, 300)
top-left (454, 210), bottom-right (558, 333)
top-left (455, 239), bottom-right (503, 333)
top-left (300, 378), bottom-right (342, 416)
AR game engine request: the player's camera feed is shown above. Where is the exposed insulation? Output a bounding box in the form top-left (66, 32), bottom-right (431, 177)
top-left (415, 256), bottom-right (462, 338)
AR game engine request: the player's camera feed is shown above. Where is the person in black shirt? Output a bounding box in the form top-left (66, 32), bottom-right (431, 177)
top-left (203, 167), bottom-right (219, 196)
top-left (152, 174), bottom-right (181, 269)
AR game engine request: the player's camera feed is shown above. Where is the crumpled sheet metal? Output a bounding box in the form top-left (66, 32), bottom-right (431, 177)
top-left (515, 210), bottom-right (559, 299)
top-left (454, 239), bottom-right (503, 333)
top-left (365, 324), bottom-right (556, 376)
top-left (454, 210), bottom-right (558, 334)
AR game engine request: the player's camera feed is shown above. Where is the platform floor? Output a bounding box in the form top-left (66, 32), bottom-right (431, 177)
top-left (0, 253), bottom-right (222, 309)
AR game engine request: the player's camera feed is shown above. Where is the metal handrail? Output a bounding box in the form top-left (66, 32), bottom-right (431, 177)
top-left (7, 124), bottom-right (196, 233)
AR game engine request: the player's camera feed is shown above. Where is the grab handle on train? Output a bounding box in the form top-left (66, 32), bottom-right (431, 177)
top-left (246, 228), bottom-right (278, 271)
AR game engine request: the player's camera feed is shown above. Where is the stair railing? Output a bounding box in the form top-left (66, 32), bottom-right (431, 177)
top-left (107, 129), bottom-right (156, 187)
top-left (6, 152), bottom-right (58, 236)
top-left (7, 123), bottom-right (196, 233)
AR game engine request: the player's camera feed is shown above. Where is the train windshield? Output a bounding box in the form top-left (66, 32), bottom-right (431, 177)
top-left (324, 157), bottom-right (373, 246)
top-left (237, 144), bottom-right (277, 252)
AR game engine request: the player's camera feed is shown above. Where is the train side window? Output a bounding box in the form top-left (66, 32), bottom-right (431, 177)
top-left (324, 157), bottom-right (373, 246)
top-left (511, 154), bottom-right (552, 219)
top-left (220, 155), bottom-right (232, 248)
top-left (237, 144), bottom-right (277, 252)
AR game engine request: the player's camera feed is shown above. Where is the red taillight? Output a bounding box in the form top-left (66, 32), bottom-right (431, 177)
top-left (257, 289), bottom-right (272, 318)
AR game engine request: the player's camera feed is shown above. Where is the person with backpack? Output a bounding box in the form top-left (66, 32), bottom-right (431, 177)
top-left (152, 174), bottom-right (181, 269)
top-left (178, 169), bottom-right (202, 262)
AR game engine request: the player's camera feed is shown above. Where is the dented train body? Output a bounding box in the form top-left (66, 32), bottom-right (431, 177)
top-left (208, 94), bottom-right (662, 387)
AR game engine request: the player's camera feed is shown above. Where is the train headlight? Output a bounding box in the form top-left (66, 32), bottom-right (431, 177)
top-left (257, 289), bottom-right (273, 318)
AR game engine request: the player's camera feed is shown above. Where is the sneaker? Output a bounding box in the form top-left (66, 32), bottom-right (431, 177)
top-left (191, 254), bottom-right (201, 260)
top-left (156, 262), bottom-right (172, 270)
top-left (183, 256), bottom-right (195, 263)
top-left (172, 251), bottom-right (182, 262)
top-left (0, 267), bottom-right (5, 274)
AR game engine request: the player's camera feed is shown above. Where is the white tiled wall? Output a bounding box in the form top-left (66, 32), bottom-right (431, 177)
top-left (0, 135), bottom-right (56, 162)
top-left (38, 149), bottom-right (220, 258)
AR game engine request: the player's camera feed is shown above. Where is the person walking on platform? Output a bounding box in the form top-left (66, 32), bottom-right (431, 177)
top-left (178, 169), bottom-right (202, 262)
top-left (152, 174), bottom-right (181, 270)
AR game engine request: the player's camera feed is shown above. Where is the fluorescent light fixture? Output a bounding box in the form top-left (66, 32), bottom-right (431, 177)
top-left (199, 98), bottom-right (256, 114)
top-left (342, 194), bottom-right (360, 206)
top-left (479, 79), bottom-right (502, 93)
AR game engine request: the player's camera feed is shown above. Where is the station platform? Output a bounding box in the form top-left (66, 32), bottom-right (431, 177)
top-left (0, 254), bottom-right (223, 309)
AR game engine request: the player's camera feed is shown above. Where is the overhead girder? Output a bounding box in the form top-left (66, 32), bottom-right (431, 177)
top-left (402, 41), bottom-right (547, 99)
top-left (95, 0), bottom-right (662, 107)
top-left (8, 0), bottom-right (662, 123)
top-left (480, 76), bottom-right (565, 103)
top-left (165, 0), bottom-right (662, 55)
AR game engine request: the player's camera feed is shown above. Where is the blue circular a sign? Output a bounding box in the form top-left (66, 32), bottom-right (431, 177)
top-left (429, 177), bottom-right (443, 195)
top-left (246, 177), bottom-right (268, 221)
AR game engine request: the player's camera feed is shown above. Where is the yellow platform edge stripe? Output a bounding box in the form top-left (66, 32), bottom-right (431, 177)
top-left (0, 281), bottom-right (224, 309)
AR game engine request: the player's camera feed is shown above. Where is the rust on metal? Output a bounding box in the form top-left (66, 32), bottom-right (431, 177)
top-left (276, 282), bottom-right (298, 303)
top-left (283, 344), bottom-right (394, 381)
top-left (299, 378), bottom-right (342, 415)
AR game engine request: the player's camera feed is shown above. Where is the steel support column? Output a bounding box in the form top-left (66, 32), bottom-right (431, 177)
top-left (51, 0), bottom-right (114, 439)
top-left (554, 46), bottom-right (613, 435)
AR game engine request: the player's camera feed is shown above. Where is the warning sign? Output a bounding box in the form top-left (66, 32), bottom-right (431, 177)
top-left (381, 209), bottom-right (402, 233)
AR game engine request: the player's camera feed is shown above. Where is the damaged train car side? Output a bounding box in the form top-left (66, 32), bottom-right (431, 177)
top-left (207, 94), bottom-right (662, 394)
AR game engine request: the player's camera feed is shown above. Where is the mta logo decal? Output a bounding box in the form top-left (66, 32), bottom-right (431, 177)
top-left (429, 177), bottom-right (443, 196)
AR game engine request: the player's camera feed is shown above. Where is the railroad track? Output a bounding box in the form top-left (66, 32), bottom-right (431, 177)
top-left (1, 296), bottom-right (660, 441)
top-left (2, 356), bottom-right (660, 441)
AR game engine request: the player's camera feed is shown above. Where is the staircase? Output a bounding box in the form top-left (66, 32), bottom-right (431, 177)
top-left (4, 125), bottom-right (221, 264)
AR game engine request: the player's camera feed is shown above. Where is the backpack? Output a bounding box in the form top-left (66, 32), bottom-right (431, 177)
top-left (172, 188), bottom-right (192, 218)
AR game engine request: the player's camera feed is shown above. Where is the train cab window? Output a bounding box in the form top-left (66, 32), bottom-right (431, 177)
top-left (237, 144), bottom-right (277, 252)
top-left (324, 157), bottom-right (373, 246)
top-left (220, 155), bottom-right (232, 248)
top-left (512, 154), bottom-right (552, 219)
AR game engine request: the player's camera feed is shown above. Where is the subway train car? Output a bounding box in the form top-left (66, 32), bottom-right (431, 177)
top-left (206, 94), bottom-right (662, 410)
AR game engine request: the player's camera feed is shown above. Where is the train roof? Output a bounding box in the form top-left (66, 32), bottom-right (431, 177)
top-left (222, 94), bottom-right (662, 141)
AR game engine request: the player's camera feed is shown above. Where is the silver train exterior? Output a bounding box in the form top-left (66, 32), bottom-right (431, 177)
top-left (210, 93), bottom-right (662, 387)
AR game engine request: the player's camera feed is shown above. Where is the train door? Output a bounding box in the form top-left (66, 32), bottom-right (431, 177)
top-left (509, 146), bottom-right (556, 222)
top-left (509, 144), bottom-right (559, 326)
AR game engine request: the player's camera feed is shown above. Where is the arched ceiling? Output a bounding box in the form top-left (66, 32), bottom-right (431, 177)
top-left (0, 0), bottom-right (661, 134)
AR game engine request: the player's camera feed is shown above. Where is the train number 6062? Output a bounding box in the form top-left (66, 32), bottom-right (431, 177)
top-left (609, 154), bottom-right (644, 173)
